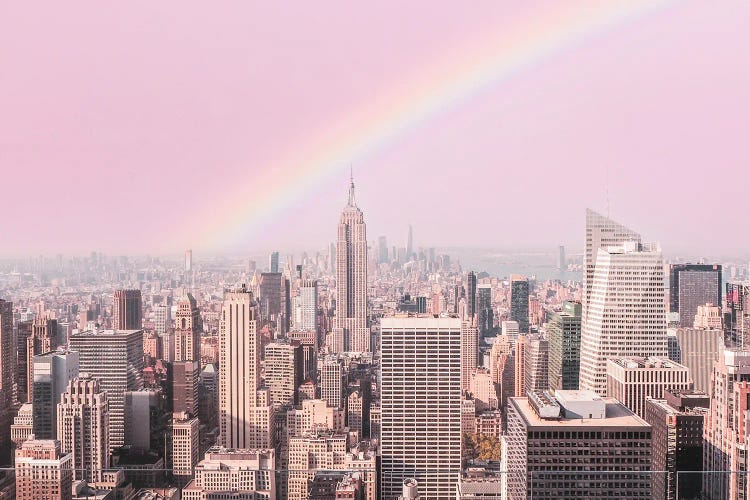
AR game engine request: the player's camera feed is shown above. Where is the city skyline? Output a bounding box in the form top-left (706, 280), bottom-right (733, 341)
top-left (2, 2), bottom-right (750, 255)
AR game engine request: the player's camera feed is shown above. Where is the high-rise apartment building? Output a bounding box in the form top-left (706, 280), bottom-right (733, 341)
top-left (380, 317), bottom-right (462, 499)
top-left (68, 329), bottom-right (144, 451)
top-left (579, 242), bottom-right (668, 395)
top-left (153, 304), bottom-right (170, 336)
top-left (182, 447), bottom-right (276, 500)
top-left (669, 264), bottom-right (722, 327)
top-left (461, 321), bottom-right (478, 393)
top-left (32, 350), bottom-right (79, 440)
top-left (703, 349), bottom-right (750, 499)
top-left (645, 389), bottom-right (709, 500)
top-left (547, 301), bottom-right (582, 391)
top-left (264, 341), bottom-right (303, 406)
top-left (219, 286), bottom-right (273, 449)
top-left (56, 374), bottom-right (109, 483)
top-left (286, 398), bottom-right (346, 438)
top-left (504, 390), bottom-right (652, 499)
top-left (510, 276), bottom-right (529, 333)
top-left (333, 177), bottom-right (369, 353)
top-left (725, 281), bottom-right (750, 348)
top-left (605, 357), bottom-right (692, 418)
top-left (11, 404), bottom-right (34, 458)
top-left (26, 317), bottom-right (59, 402)
top-left (112, 289), bottom-right (142, 330)
top-left (174, 292), bottom-right (202, 362)
top-left (15, 439), bottom-right (73, 500)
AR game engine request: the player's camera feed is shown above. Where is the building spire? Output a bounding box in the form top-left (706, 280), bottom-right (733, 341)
top-left (348, 166), bottom-right (357, 207)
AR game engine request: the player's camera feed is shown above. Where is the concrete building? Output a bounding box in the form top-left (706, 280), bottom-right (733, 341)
top-left (172, 360), bottom-right (200, 417)
top-left (380, 317), bottom-right (462, 499)
top-left (456, 468), bottom-right (502, 499)
top-left (182, 447), bottom-right (276, 500)
top-left (171, 412), bottom-right (199, 479)
top-left (461, 321), bottom-right (478, 393)
top-left (500, 321), bottom-right (519, 346)
top-left (606, 357), bottom-right (692, 418)
top-left (476, 284), bottom-right (493, 339)
top-left (524, 334), bottom-right (548, 394)
top-left (547, 301), bottom-right (582, 391)
top-left (218, 286), bottom-right (273, 449)
top-left (112, 289), bottom-right (142, 330)
top-left (174, 293), bottom-right (202, 362)
top-left (514, 335), bottom-right (528, 398)
top-left (153, 304), bottom-right (170, 336)
top-left (675, 324), bottom-right (723, 393)
top-left (469, 368), bottom-right (498, 411)
top-left (0, 298), bottom-right (16, 463)
top-left (297, 279), bottom-right (319, 332)
top-left (467, 271), bottom-right (477, 319)
top-left (287, 399), bottom-right (346, 438)
top-left (11, 403), bottom-right (34, 459)
top-left (57, 374), bottom-right (109, 483)
top-left (703, 349), bottom-right (750, 499)
top-left (15, 438), bottom-right (73, 500)
top-left (505, 390), bottom-right (652, 498)
top-left (69, 329), bottom-right (144, 452)
top-left (579, 242), bottom-right (668, 396)
top-left (669, 263), bottom-right (722, 328)
top-left (288, 430), bottom-right (347, 500)
top-left (32, 350), bottom-right (79, 440)
top-left (645, 389), bottom-right (709, 500)
top-left (264, 341), bottom-right (303, 406)
top-left (321, 356), bottom-right (345, 409)
top-left (333, 177), bottom-right (369, 353)
top-left (26, 317), bottom-right (60, 402)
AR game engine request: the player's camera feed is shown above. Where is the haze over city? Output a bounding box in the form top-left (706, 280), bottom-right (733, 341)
top-left (2, 1), bottom-right (750, 256)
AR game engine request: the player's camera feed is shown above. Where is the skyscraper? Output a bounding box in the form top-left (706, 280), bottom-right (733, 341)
top-left (218, 285), bottom-right (273, 449)
top-left (112, 289), bottom-right (142, 330)
top-left (578, 242), bottom-right (668, 395)
top-left (460, 321), bottom-right (478, 393)
top-left (557, 245), bottom-right (566, 271)
top-left (406, 224), bottom-right (413, 261)
top-left (259, 272), bottom-right (282, 320)
top-left (523, 335), bottom-right (549, 394)
top-left (172, 360), bottom-right (200, 417)
top-left (510, 275), bottom-right (529, 334)
top-left (298, 279), bottom-right (318, 332)
top-left (32, 350), bottom-right (79, 440)
top-left (184, 249), bottom-right (192, 273)
top-left (269, 251), bottom-right (279, 273)
top-left (264, 341), bottom-right (303, 406)
top-left (153, 304), bottom-right (170, 336)
top-left (56, 374), bottom-right (109, 483)
top-left (378, 236), bottom-right (389, 264)
top-left (380, 317), bottom-right (462, 499)
top-left (320, 356), bottom-right (344, 409)
top-left (476, 284), bottom-right (493, 338)
top-left (703, 349), bottom-right (750, 499)
top-left (466, 272), bottom-right (477, 319)
top-left (583, 209), bottom-right (641, 314)
top-left (26, 316), bottom-right (59, 403)
top-left (174, 293), bottom-right (202, 362)
top-left (547, 301), bottom-right (582, 391)
top-left (0, 299), bottom-right (14, 464)
top-left (68, 329), bottom-right (144, 451)
top-left (669, 263), bottom-right (722, 327)
top-left (333, 176), bottom-right (369, 353)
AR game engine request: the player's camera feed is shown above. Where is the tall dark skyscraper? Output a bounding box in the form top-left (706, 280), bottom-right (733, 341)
top-left (259, 272), bottom-right (282, 319)
top-left (669, 264), bottom-right (722, 327)
top-left (466, 271), bottom-right (477, 318)
top-left (378, 236), bottom-right (389, 263)
top-left (269, 251), bottom-right (279, 273)
top-left (476, 284), bottom-right (493, 338)
top-left (0, 299), bottom-right (14, 464)
top-left (547, 301), bottom-right (582, 391)
top-left (510, 275), bottom-right (530, 333)
top-left (726, 281), bottom-right (750, 348)
top-left (112, 289), bottom-right (142, 330)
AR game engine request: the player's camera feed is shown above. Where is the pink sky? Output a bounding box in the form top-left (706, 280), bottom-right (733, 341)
top-left (1, 1), bottom-right (749, 257)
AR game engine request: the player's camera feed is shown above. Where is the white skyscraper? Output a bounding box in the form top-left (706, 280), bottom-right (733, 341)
top-left (219, 285), bottom-right (273, 449)
top-left (333, 176), bottom-right (369, 353)
top-left (380, 317), bottom-right (462, 499)
top-left (583, 209), bottom-right (642, 321)
top-left (298, 279), bottom-right (318, 332)
top-left (579, 242), bottom-right (669, 395)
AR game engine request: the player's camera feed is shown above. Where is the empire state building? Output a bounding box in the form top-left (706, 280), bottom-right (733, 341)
top-left (332, 176), bottom-right (369, 352)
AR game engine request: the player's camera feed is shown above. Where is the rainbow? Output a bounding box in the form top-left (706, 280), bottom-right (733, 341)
top-left (187, 0), bottom-right (672, 252)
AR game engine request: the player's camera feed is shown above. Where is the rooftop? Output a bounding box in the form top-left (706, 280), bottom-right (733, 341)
top-left (512, 396), bottom-right (649, 428)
